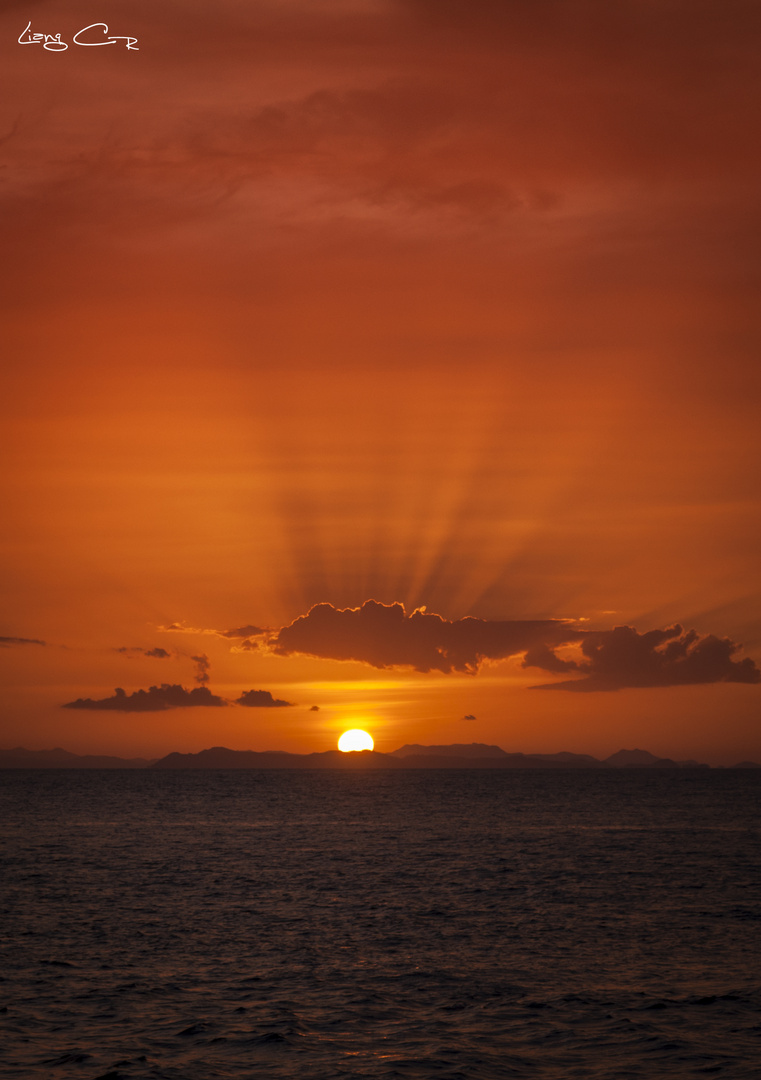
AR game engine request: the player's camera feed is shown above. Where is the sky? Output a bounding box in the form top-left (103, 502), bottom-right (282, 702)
top-left (1, 0), bottom-right (760, 764)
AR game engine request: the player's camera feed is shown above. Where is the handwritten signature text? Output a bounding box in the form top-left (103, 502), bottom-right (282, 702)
top-left (18, 21), bottom-right (138, 51)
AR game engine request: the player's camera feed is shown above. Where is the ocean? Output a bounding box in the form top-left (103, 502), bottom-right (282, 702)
top-left (1, 768), bottom-right (759, 1078)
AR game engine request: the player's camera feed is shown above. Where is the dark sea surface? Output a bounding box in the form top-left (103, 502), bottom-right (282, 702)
top-left (1, 769), bottom-right (760, 1079)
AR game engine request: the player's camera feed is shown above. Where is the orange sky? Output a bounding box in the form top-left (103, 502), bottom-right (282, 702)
top-left (1, 0), bottom-right (760, 764)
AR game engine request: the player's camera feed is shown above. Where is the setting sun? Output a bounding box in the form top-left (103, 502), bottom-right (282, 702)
top-left (338, 729), bottom-right (374, 753)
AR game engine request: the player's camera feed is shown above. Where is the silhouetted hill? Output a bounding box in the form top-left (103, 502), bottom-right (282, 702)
top-left (603, 748), bottom-right (711, 769)
top-left (3, 744), bottom-right (716, 770)
top-left (390, 742), bottom-right (509, 758)
top-left (394, 751), bottom-right (606, 769)
top-left (390, 745), bottom-right (605, 766)
top-left (0, 747), bottom-right (157, 768)
top-left (729, 760), bottom-right (761, 769)
top-left (537, 751), bottom-right (604, 766)
top-left (605, 748), bottom-right (664, 766)
top-left (152, 747), bottom-right (400, 769)
top-left (151, 746), bottom-right (616, 769)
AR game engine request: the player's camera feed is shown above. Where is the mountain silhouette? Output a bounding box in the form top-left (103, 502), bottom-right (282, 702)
top-left (1, 744), bottom-right (720, 769)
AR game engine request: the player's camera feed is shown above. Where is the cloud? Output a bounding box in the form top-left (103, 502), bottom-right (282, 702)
top-left (309, 705), bottom-right (320, 711)
top-left (159, 623), bottom-right (264, 643)
top-left (236, 689), bottom-right (295, 708)
top-left (62, 684), bottom-right (228, 711)
top-left (522, 643), bottom-right (579, 674)
top-left (115, 646), bottom-right (211, 685)
top-left (231, 639), bottom-right (260, 653)
top-left (190, 653), bottom-right (211, 685)
top-left (116, 645), bottom-right (215, 685)
top-left (0, 636), bottom-right (46, 647)
top-left (462, 713), bottom-right (476, 721)
top-left (269, 601), bottom-right (760, 691)
top-left (116, 646), bottom-right (171, 659)
top-left (529, 625), bottom-right (761, 692)
top-left (272, 599), bottom-right (579, 674)
top-left (4, 0), bottom-right (760, 261)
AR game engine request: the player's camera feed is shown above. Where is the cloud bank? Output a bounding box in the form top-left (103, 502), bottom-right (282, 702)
top-left (62, 684), bottom-right (296, 711)
top-left (273, 600), bottom-right (579, 674)
top-left (62, 685), bottom-right (228, 712)
top-left (530, 625), bottom-right (761, 692)
top-left (270, 601), bottom-right (760, 690)
top-left (0, 636), bottom-right (46, 647)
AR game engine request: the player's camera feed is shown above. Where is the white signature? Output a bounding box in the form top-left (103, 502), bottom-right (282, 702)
top-left (18, 21), bottom-right (138, 51)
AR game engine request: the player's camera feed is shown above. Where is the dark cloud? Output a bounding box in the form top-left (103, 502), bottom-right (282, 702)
top-left (462, 714), bottom-right (476, 721)
top-left (116, 646), bottom-right (171, 659)
top-left (309, 705), bottom-right (320, 711)
top-left (219, 625), bottom-right (264, 639)
top-left (530, 625), bottom-right (761, 692)
top-left (0, 635), bottom-right (46, 647)
top-left (232, 639), bottom-right (260, 652)
top-left (190, 653), bottom-right (211, 685)
top-left (62, 684), bottom-right (228, 711)
top-left (270, 601), bottom-right (760, 691)
top-left (272, 600), bottom-right (578, 674)
top-left (522, 643), bottom-right (578, 674)
top-left (236, 689), bottom-right (295, 708)
top-left (116, 646), bottom-right (209, 685)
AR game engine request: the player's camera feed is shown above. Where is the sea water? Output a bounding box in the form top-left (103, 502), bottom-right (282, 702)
top-left (0, 768), bottom-right (759, 1079)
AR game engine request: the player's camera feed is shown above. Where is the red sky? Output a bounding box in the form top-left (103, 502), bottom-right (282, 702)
top-left (1, 0), bottom-right (760, 763)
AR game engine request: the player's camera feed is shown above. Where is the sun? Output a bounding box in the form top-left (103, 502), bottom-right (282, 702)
top-left (338, 729), bottom-right (374, 752)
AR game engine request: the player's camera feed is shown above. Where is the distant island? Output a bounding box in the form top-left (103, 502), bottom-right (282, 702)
top-left (2, 743), bottom-right (759, 769)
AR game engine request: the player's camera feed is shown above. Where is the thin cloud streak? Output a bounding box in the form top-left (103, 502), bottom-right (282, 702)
top-left (115, 646), bottom-right (172, 659)
top-left (159, 623), bottom-right (264, 639)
